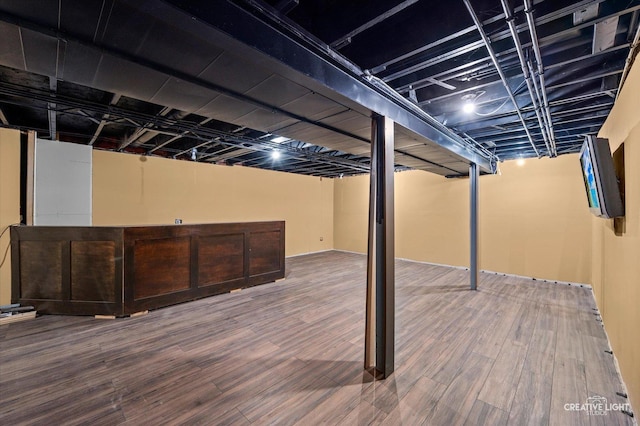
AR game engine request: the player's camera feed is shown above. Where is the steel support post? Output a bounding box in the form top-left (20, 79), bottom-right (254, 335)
top-left (470, 162), bottom-right (479, 290)
top-left (365, 114), bottom-right (395, 378)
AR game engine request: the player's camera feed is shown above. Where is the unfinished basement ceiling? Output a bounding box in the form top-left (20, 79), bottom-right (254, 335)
top-left (0, 0), bottom-right (637, 177)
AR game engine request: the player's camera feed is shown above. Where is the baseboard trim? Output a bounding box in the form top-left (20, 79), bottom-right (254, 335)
top-left (480, 269), bottom-right (592, 289)
top-left (590, 302), bottom-right (636, 417)
top-left (285, 249), bottom-right (333, 259)
top-left (332, 250), bottom-right (592, 289)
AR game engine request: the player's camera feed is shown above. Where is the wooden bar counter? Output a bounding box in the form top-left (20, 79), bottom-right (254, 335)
top-left (10, 222), bottom-right (285, 316)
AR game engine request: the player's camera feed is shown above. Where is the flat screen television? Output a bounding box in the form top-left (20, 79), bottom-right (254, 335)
top-left (579, 136), bottom-right (624, 218)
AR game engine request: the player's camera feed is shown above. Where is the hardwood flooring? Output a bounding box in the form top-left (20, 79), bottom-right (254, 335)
top-left (0, 251), bottom-right (633, 425)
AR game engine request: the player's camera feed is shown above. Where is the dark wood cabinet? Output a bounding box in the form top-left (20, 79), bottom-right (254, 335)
top-left (11, 222), bottom-right (285, 316)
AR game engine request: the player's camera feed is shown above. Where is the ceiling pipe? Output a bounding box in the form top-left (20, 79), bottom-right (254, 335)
top-left (371, 0), bottom-right (591, 75)
top-left (403, 38), bottom-right (630, 100)
top-left (379, 0), bottom-right (613, 83)
top-left (0, 79), bottom-right (372, 175)
top-left (525, 57), bottom-right (552, 135)
top-left (525, 58), bottom-right (554, 151)
top-left (463, 0), bottom-right (540, 157)
top-left (500, 0), bottom-right (552, 156)
top-left (524, 0), bottom-right (557, 156)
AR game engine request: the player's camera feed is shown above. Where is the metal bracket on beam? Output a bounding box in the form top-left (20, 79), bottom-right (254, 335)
top-left (48, 77), bottom-right (57, 140)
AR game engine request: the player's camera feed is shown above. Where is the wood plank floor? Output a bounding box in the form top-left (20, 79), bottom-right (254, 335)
top-left (0, 251), bottom-right (633, 425)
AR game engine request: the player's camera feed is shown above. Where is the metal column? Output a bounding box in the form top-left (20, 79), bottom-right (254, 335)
top-left (365, 114), bottom-right (395, 378)
top-left (470, 162), bottom-right (479, 290)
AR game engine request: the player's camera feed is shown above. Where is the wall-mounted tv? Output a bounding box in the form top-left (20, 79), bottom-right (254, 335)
top-left (579, 136), bottom-right (624, 218)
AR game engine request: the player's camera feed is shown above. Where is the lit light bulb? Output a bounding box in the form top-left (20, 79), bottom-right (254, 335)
top-left (462, 102), bottom-right (476, 114)
top-left (516, 158), bottom-right (525, 166)
top-left (271, 150), bottom-right (281, 160)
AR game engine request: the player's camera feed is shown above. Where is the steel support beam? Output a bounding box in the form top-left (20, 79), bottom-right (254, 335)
top-left (0, 2), bottom-right (494, 172)
top-left (162, 1), bottom-right (491, 172)
top-left (365, 114), bottom-right (395, 378)
top-left (469, 162), bottom-right (479, 290)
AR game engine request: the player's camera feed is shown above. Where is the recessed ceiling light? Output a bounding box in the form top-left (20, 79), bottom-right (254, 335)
top-left (271, 136), bottom-right (289, 143)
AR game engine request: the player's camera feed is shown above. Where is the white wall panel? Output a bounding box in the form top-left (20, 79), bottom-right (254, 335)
top-left (34, 139), bottom-right (92, 225)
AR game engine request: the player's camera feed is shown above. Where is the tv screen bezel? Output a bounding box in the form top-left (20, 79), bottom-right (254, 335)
top-left (579, 136), bottom-right (624, 219)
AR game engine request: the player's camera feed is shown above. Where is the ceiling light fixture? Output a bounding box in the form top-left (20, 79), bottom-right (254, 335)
top-left (191, 148), bottom-right (197, 161)
top-left (516, 157), bottom-right (525, 166)
top-left (271, 150), bottom-right (281, 160)
top-left (271, 136), bottom-right (289, 143)
top-left (461, 93), bottom-right (477, 114)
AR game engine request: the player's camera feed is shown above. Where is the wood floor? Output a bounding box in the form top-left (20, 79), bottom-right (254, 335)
top-left (0, 251), bottom-right (633, 425)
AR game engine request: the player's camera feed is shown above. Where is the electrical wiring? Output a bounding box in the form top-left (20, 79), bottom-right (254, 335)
top-left (474, 80), bottom-right (527, 116)
top-left (0, 223), bottom-right (21, 268)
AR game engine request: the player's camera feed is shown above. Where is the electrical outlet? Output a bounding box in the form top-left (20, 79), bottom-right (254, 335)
top-left (175, 219), bottom-right (182, 224)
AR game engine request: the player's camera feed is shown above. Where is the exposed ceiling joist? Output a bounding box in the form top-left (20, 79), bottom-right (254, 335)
top-left (330, 0), bottom-right (420, 49)
top-left (89, 93), bottom-right (121, 146)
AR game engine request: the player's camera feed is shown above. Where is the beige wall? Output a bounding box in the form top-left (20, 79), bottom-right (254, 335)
top-left (92, 150), bottom-right (334, 257)
top-left (480, 155), bottom-right (592, 283)
top-left (595, 59), bottom-right (640, 413)
top-left (0, 129), bottom-right (21, 305)
top-left (334, 155), bottom-right (592, 284)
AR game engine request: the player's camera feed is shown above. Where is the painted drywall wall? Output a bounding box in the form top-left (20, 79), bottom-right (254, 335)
top-left (0, 129), bottom-right (21, 305)
top-left (595, 58), bottom-right (640, 414)
top-left (480, 155), bottom-right (592, 283)
top-left (334, 154), bottom-right (592, 284)
top-left (92, 150), bottom-right (334, 256)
